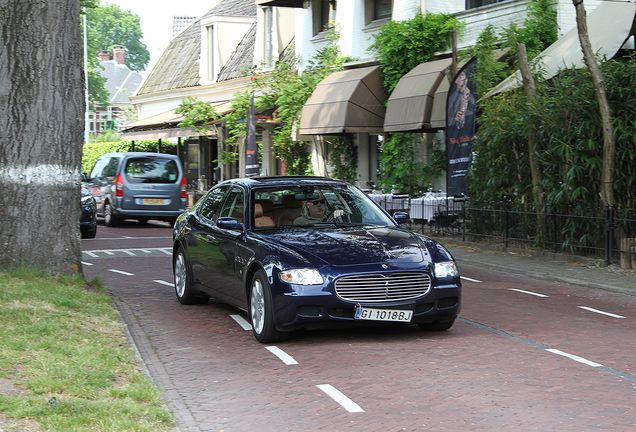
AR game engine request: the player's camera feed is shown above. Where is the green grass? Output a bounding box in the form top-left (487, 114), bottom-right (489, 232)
top-left (0, 268), bottom-right (174, 431)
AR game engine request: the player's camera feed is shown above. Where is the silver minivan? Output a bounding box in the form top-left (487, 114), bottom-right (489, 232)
top-left (84, 152), bottom-right (186, 226)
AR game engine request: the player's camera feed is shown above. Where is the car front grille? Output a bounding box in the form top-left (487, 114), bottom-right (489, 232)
top-left (335, 272), bottom-right (431, 302)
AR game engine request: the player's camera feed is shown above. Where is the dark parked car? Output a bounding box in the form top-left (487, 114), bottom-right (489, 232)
top-left (80, 186), bottom-right (97, 239)
top-left (84, 152), bottom-right (186, 226)
top-left (172, 176), bottom-right (461, 343)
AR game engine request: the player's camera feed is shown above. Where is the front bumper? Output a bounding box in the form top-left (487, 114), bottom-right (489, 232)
top-left (271, 283), bottom-right (461, 331)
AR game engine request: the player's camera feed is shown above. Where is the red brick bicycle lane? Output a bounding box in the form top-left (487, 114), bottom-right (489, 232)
top-left (86, 256), bottom-right (636, 432)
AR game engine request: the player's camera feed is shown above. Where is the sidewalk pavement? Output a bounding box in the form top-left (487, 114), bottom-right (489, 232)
top-left (434, 238), bottom-right (636, 297)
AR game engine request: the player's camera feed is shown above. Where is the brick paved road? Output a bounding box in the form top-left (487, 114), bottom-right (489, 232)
top-left (83, 221), bottom-right (636, 432)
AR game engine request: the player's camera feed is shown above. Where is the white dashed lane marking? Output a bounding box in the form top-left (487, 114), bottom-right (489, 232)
top-left (545, 348), bottom-right (604, 368)
top-left (317, 384), bottom-right (364, 413)
top-left (230, 315), bottom-right (252, 331)
top-left (578, 306), bottom-right (625, 319)
top-left (461, 276), bottom-right (482, 283)
top-left (509, 288), bottom-right (549, 298)
top-left (81, 247), bottom-right (172, 259)
top-left (266, 346), bottom-right (298, 365)
top-left (108, 269), bottom-right (134, 276)
top-left (153, 280), bottom-right (174, 287)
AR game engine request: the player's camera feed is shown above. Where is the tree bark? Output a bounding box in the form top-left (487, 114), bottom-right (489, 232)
top-left (517, 43), bottom-right (546, 238)
top-left (572, 0), bottom-right (616, 207)
top-left (516, 44), bottom-right (543, 207)
top-left (0, 1), bottom-right (85, 275)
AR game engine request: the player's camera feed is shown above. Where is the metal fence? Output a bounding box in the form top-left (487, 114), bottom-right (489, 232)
top-left (373, 195), bottom-right (636, 268)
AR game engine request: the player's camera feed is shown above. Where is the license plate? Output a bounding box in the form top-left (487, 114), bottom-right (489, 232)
top-left (354, 306), bottom-right (413, 322)
top-left (143, 198), bottom-right (164, 204)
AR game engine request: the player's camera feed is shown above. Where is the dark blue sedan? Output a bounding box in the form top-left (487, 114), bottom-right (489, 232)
top-left (172, 176), bottom-right (461, 343)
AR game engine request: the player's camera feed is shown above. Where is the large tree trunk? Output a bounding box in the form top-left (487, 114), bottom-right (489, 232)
top-left (572, 0), bottom-right (616, 207)
top-left (0, 1), bottom-right (85, 276)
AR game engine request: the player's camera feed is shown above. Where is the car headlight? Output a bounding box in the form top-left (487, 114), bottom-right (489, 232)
top-left (81, 195), bottom-right (94, 205)
top-left (434, 261), bottom-right (459, 279)
top-left (279, 269), bottom-right (324, 285)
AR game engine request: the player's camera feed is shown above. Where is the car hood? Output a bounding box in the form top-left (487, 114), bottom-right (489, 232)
top-left (261, 226), bottom-right (429, 267)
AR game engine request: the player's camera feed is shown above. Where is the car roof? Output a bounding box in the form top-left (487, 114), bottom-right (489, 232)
top-left (99, 152), bottom-right (179, 159)
top-left (217, 176), bottom-right (351, 189)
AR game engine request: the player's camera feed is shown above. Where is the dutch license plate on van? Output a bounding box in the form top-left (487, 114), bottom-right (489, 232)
top-left (354, 306), bottom-right (413, 322)
top-left (142, 198), bottom-right (164, 204)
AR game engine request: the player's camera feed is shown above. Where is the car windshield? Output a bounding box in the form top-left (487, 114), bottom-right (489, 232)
top-left (124, 157), bottom-right (179, 184)
top-left (252, 185), bottom-right (395, 229)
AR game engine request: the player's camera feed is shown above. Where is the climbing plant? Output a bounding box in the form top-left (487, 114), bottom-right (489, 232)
top-left (378, 134), bottom-right (445, 195)
top-left (329, 135), bottom-right (358, 183)
top-left (368, 11), bottom-right (463, 93)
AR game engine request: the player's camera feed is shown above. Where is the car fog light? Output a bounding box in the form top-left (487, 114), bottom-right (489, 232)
top-left (434, 261), bottom-right (459, 279)
top-left (279, 269), bottom-right (324, 285)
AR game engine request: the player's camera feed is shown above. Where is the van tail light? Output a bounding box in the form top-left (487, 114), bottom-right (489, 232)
top-left (180, 175), bottom-right (186, 199)
top-left (115, 173), bottom-right (124, 197)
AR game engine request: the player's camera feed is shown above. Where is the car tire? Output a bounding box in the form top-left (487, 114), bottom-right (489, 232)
top-left (104, 202), bottom-right (119, 227)
top-left (174, 247), bottom-right (209, 305)
top-left (250, 269), bottom-right (289, 343)
top-left (418, 319), bottom-right (455, 331)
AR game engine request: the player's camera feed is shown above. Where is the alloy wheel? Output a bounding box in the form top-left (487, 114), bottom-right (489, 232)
top-left (250, 278), bottom-right (265, 334)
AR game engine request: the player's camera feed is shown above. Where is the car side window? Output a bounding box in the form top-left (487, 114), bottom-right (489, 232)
top-left (89, 158), bottom-right (105, 180)
top-left (199, 185), bottom-right (230, 221)
top-left (218, 187), bottom-right (245, 223)
top-left (100, 157), bottom-right (120, 179)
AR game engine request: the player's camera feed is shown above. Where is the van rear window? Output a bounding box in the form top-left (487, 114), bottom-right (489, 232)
top-left (124, 158), bottom-right (179, 183)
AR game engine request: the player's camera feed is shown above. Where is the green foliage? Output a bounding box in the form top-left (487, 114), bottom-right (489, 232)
top-left (469, 0), bottom-right (564, 211)
top-left (472, 25), bottom-right (510, 97)
top-left (470, 57), bottom-right (636, 215)
top-left (86, 4), bottom-right (150, 72)
top-left (472, 0), bottom-right (558, 96)
top-left (175, 97), bottom-right (220, 136)
top-left (86, 67), bottom-right (110, 109)
top-left (378, 134), bottom-right (445, 195)
top-left (368, 11), bottom-right (463, 93)
top-left (329, 135), bottom-right (358, 183)
top-left (95, 129), bottom-right (121, 142)
top-left (83, 3), bottom-right (150, 108)
top-left (82, 140), bottom-right (177, 173)
top-left (516, 0), bottom-right (558, 57)
top-left (80, 0), bottom-right (99, 9)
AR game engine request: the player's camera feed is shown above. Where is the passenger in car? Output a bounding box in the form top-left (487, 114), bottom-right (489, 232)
top-left (293, 192), bottom-right (343, 225)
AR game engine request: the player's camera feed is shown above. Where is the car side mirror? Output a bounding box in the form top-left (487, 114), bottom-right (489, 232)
top-left (217, 217), bottom-right (244, 231)
top-left (393, 212), bottom-right (410, 224)
top-left (82, 173), bottom-right (89, 182)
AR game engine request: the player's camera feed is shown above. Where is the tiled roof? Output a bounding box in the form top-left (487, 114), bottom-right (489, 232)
top-left (136, 0), bottom-right (257, 97)
top-left (100, 61), bottom-right (143, 104)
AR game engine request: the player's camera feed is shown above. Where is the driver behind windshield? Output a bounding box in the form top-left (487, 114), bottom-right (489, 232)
top-left (293, 192), bottom-right (343, 225)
